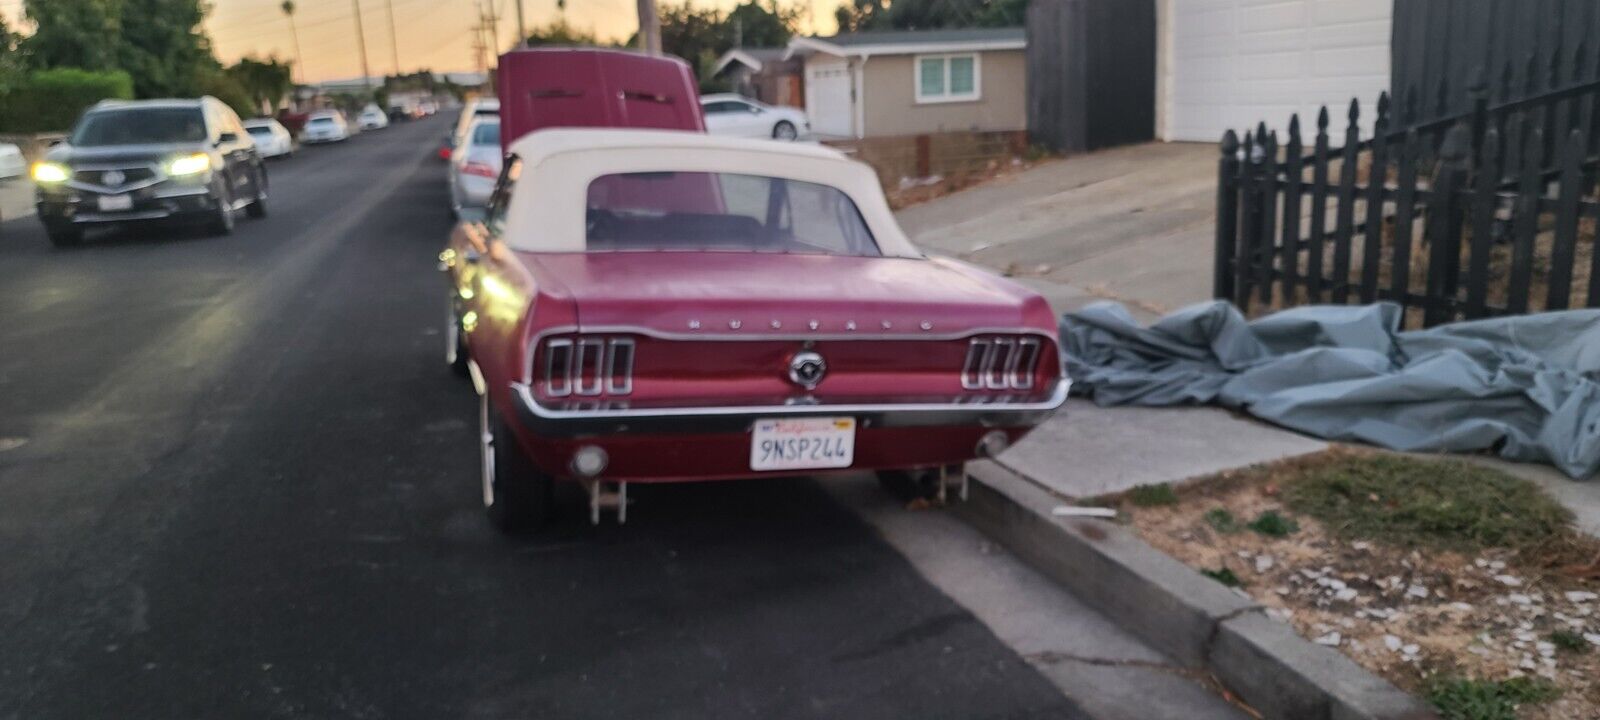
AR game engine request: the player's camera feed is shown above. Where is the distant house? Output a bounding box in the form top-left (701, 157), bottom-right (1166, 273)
top-left (785, 28), bottom-right (1027, 139)
top-left (713, 48), bottom-right (804, 108)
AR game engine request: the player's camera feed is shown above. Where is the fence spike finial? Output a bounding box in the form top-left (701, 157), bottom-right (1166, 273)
top-left (1347, 97), bottom-right (1360, 124)
top-left (1221, 129), bottom-right (1238, 154)
top-left (1376, 91), bottom-right (1390, 119)
top-left (1256, 120), bottom-right (1268, 141)
top-left (1288, 113), bottom-right (1301, 142)
top-left (1317, 105), bottom-right (1329, 133)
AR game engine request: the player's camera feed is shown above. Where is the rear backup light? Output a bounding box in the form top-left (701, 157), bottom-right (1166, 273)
top-left (541, 336), bottom-right (634, 397)
top-left (962, 336), bottom-right (1043, 391)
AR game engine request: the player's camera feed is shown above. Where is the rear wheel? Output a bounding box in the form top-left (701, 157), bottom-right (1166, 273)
top-left (481, 395), bottom-right (553, 533)
top-left (772, 120), bottom-right (798, 140)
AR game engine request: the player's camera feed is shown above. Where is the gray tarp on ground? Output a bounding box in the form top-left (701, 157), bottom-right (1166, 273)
top-left (1061, 301), bottom-right (1600, 479)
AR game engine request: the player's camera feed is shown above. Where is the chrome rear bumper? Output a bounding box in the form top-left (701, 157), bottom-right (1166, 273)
top-left (511, 380), bottom-right (1069, 438)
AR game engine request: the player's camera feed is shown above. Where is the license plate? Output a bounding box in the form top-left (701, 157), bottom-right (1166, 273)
top-left (750, 417), bottom-right (856, 472)
top-left (97, 195), bottom-right (133, 211)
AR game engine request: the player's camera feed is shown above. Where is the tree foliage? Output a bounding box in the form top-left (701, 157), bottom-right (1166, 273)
top-left (18, 0), bottom-right (227, 98)
top-left (522, 18), bottom-right (604, 47)
top-left (635, 1), bottom-right (800, 88)
top-left (834, 0), bottom-right (1027, 32)
top-left (227, 55), bottom-right (294, 115)
top-left (0, 67), bottom-right (134, 132)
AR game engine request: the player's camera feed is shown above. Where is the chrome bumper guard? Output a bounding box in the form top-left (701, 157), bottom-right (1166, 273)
top-left (511, 380), bottom-right (1070, 438)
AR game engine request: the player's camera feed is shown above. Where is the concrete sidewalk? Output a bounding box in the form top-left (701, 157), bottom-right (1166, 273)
top-left (0, 179), bottom-right (33, 223)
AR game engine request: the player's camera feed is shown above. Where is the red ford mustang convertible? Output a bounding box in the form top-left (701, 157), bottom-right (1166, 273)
top-left (441, 129), bottom-right (1068, 530)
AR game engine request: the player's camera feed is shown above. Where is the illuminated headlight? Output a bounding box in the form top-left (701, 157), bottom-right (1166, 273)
top-left (571, 445), bottom-right (608, 478)
top-left (31, 162), bottom-right (70, 183)
top-left (168, 153), bottom-right (212, 176)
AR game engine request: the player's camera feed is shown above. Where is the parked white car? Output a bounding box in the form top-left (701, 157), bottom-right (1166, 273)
top-left (357, 104), bottom-right (389, 130)
top-left (243, 118), bottom-right (295, 158)
top-left (448, 117), bottom-right (502, 213)
top-left (700, 93), bottom-right (809, 140)
top-left (302, 111), bottom-right (350, 143)
top-left (0, 143), bottom-right (23, 180)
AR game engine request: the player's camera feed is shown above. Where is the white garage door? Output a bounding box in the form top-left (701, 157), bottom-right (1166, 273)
top-left (1164, 0), bottom-right (1392, 142)
top-left (806, 60), bottom-right (855, 138)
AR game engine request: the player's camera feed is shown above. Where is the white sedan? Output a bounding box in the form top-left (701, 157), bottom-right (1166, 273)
top-left (302, 112), bottom-right (351, 143)
top-left (699, 94), bottom-right (809, 141)
top-left (0, 142), bottom-right (24, 179)
top-left (243, 118), bottom-right (295, 158)
top-left (358, 104), bottom-right (389, 130)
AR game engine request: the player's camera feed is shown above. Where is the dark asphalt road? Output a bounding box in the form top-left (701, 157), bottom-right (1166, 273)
top-left (0, 117), bottom-right (1077, 719)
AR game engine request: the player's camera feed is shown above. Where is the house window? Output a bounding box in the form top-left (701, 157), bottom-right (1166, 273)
top-left (914, 53), bottom-right (981, 103)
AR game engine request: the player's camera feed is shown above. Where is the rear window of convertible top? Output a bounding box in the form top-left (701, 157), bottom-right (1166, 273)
top-left (583, 172), bottom-right (880, 257)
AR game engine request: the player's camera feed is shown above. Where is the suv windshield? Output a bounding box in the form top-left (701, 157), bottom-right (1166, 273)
top-left (71, 108), bottom-right (207, 146)
top-left (585, 172), bottom-right (879, 256)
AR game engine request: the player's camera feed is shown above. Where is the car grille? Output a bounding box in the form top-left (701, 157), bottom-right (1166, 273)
top-left (75, 167), bottom-right (157, 187)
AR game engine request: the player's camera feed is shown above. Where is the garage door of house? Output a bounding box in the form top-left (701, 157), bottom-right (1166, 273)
top-left (1164, 0), bottom-right (1392, 142)
top-left (807, 61), bottom-right (855, 138)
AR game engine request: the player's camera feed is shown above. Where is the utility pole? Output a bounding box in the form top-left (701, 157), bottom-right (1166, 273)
top-left (636, 0), bottom-right (660, 55)
top-left (351, 0), bottom-right (374, 90)
top-left (385, 0), bottom-right (401, 75)
top-left (513, 0), bottom-right (526, 48)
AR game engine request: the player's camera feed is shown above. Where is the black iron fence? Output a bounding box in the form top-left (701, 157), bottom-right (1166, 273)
top-left (1215, 67), bottom-right (1600, 327)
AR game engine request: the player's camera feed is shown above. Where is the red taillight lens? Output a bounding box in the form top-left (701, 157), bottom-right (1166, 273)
top-left (540, 336), bottom-right (634, 397)
top-left (463, 161), bottom-right (496, 178)
top-left (438, 146), bottom-right (452, 160)
top-left (962, 336), bottom-right (1043, 391)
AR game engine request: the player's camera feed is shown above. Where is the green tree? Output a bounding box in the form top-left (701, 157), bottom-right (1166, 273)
top-left (522, 18), bottom-right (601, 46)
top-left (21, 0), bottom-right (121, 71)
top-left (725, 1), bottom-right (800, 48)
top-left (227, 55), bottom-right (293, 114)
top-left (114, 0), bottom-right (215, 97)
top-left (834, 0), bottom-right (1026, 32)
top-left (0, 15), bottom-right (24, 96)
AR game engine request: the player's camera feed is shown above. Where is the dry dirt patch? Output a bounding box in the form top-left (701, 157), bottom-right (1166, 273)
top-left (1107, 448), bottom-right (1600, 720)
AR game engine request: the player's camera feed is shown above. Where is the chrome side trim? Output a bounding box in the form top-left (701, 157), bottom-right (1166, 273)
top-left (960, 341), bottom-right (986, 390)
top-left (563, 324), bottom-right (1057, 343)
top-left (1013, 338), bottom-right (1040, 390)
top-left (543, 338), bottom-right (574, 397)
top-left (511, 378), bottom-right (1069, 437)
top-left (574, 337), bottom-right (606, 396)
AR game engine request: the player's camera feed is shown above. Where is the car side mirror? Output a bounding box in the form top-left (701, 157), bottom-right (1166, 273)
top-left (217, 132), bottom-right (239, 145)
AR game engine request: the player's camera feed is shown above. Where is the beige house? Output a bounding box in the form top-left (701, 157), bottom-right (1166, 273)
top-left (786, 28), bottom-right (1026, 139)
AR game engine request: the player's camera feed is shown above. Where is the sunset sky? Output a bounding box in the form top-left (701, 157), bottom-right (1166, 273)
top-left (0, 0), bottom-right (837, 83)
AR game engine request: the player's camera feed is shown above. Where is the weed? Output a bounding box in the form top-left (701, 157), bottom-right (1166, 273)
top-left (1549, 629), bottom-right (1588, 653)
top-left (1200, 567), bottom-right (1241, 587)
top-left (1204, 508), bottom-right (1240, 534)
top-left (1127, 483), bottom-right (1179, 507)
top-left (1284, 454), bottom-right (1572, 554)
top-left (1426, 675), bottom-right (1559, 720)
top-left (1247, 510), bottom-right (1299, 538)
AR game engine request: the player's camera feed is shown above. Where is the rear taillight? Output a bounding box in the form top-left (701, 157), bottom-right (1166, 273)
top-left (463, 161), bottom-right (496, 178)
top-left (540, 336), bottom-right (634, 397)
top-left (961, 336), bottom-right (1042, 391)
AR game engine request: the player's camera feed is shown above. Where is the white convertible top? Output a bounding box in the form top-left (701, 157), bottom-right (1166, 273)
top-left (501, 128), bottom-right (922, 257)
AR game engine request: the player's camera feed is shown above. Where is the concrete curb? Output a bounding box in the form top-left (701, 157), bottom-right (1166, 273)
top-left (954, 460), bottom-right (1439, 720)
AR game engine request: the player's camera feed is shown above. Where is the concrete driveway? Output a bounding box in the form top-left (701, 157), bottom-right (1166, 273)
top-left (896, 141), bottom-right (1217, 316)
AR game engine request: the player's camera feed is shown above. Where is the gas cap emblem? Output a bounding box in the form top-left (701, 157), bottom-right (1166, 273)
top-left (788, 351), bottom-right (827, 389)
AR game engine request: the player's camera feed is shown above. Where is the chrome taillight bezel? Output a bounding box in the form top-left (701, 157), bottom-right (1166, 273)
top-left (539, 335), bottom-right (634, 398)
top-left (963, 336), bottom-right (1043, 391)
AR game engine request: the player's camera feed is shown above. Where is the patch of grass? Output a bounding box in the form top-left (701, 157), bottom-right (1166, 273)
top-left (1549, 629), bottom-right (1588, 653)
top-left (1200, 567), bottom-right (1241, 587)
top-left (1127, 483), bottom-right (1179, 507)
top-left (1284, 454), bottom-right (1573, 554)
top-left (1426, 675), bottom-right (1560, 720)
top-left (1204, 508), bottom-right (1241, 534)
top-left (1247, 510), bottom-right (1299, 538)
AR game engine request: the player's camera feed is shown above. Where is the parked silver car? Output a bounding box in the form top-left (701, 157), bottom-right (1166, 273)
top-left (447, 117), bottom-right (501, 214)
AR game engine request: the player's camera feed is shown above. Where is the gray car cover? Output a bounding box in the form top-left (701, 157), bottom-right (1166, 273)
top-left (1061, 301), bottom-right (1600, 479)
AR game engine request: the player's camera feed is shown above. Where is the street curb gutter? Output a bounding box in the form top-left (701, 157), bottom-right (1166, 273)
top-left (954, 460), bottom-right (1440, 720)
